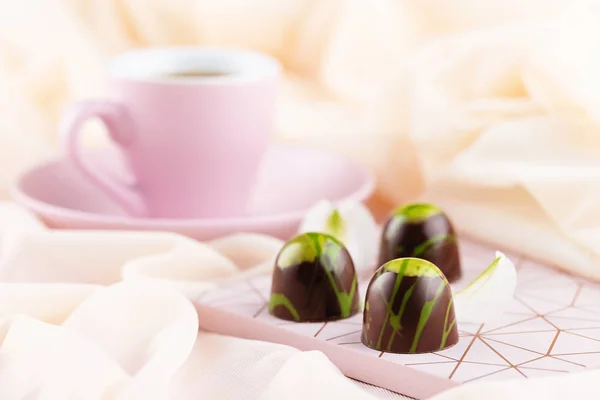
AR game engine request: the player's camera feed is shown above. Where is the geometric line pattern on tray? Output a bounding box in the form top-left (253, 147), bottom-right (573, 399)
top-left (199, 238), bottom-right (600, 384)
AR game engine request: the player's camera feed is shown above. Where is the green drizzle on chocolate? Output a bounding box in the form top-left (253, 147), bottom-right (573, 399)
top-left (362, 258), bottom-right (458, 354)
top-left (440, 300), bottom-right (457, 348)
top-left (413, 233), bottom-right (455, 257)
top-left (383, 257), bottom-right (446, 278)
top-left (409, 279), bottom-right (446, 353)
top-left (276, 234), bottom-right (320, 268)
top-left (379, 203), bottom-right (462, 282)
top-left (268, 293), bottom-right (300, 321)
top-left (269, 232), bottom-right (360, 322)
top-left (393, 203), bottom-right (443, 223)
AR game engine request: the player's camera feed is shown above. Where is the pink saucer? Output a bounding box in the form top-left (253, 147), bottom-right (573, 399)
top-left (11, 144), bottom-right (375, 240)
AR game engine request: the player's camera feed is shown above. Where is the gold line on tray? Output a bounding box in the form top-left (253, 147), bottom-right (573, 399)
top-left (449, 325), bottom-right (483, 379)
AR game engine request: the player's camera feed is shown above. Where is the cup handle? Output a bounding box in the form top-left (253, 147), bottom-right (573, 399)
top-left (59, 100), bottom-right (148, 218)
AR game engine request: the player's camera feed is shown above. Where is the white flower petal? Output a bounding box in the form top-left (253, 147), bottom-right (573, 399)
top-left (453, 251), bottom-right (518, 324)
top-left (324, 209), bottom-right (346, 241)
top-left (337, 201), bottom-right (379, 276)
top-left (299, 200), bottom-right (379, 275)
top-left (298, 200), bottom-right (337, 234)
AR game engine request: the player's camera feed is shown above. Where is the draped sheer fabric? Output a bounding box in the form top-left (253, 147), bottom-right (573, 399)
top-left (1, 1), bottom-right (600, 398)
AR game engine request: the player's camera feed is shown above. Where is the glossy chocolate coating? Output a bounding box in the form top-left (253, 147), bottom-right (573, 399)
top-left (362, 258), bottom-right (458, 354)
top-left (269, 232), bottom-right (360, 322)
top-left (378, 203), bottom-right (462, 282)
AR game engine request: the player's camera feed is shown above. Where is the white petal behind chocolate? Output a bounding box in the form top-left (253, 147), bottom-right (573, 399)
top-left (453, 251), bottom-right (518, 324)
top-left (299, 200), bottom-right (379, 275)
top-left (298, 200), bottom-right (337, 234)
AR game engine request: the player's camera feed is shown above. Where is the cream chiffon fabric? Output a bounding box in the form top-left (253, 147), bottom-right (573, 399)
top-left (0, 203), bottom-right (404, 399)
top-left (2, 0), bottom-right (600, 398)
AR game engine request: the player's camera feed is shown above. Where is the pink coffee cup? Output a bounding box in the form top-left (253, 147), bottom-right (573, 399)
top-left (60, 47), bottom-right (280, 219)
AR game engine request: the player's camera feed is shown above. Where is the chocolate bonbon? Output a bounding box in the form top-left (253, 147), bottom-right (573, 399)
top-left (378, 203), bottom-right (462, 282)
top-left (362, 258), bottom-right (458, 354)
top-left (269, 232), bottom-right (360, 322)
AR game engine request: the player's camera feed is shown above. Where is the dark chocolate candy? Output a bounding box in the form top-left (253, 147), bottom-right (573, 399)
top-left (269, 232), bottom-right (360, 322)
top-left (362, 258), bottom-right (458, 354)
top-left (378, 203), bottom-right (462, 282)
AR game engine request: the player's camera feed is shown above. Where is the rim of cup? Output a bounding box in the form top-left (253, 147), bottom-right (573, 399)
top-left (109, 46), bottom-right (281, 84)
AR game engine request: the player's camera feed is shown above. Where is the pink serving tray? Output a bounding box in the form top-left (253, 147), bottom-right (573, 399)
top-left (195, 238), bottom-right (600, 399)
